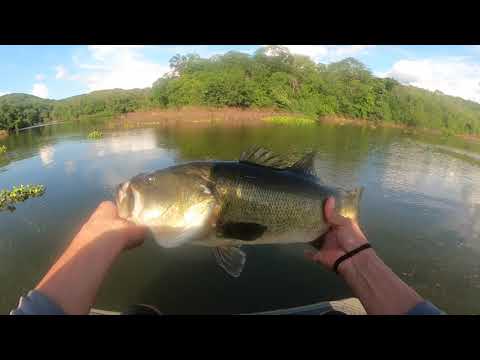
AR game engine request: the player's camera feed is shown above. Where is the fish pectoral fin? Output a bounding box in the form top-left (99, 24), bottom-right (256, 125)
top-left (213, 246), bottom-right (246, 278)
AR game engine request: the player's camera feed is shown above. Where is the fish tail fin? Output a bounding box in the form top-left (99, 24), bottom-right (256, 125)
top-left (349, 186), bottom-right (364, 210)
top-left (339, 186), bottom-right (364, 222)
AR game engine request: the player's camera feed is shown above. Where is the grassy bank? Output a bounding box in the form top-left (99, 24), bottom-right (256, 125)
top-left (263, 115), bottom-right (317, 126)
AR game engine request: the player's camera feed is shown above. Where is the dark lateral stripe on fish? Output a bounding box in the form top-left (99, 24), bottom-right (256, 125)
top-left (218, 222), bottom-right (268, 241)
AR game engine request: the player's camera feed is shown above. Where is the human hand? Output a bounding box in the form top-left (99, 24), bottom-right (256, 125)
top-left (305, 197), bottom-right (368, 271)
top-left (72, 201), bottom-right (147, 252)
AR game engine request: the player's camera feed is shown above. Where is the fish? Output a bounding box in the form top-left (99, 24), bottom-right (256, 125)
top-left (115, 146), bottom-right (363, 278)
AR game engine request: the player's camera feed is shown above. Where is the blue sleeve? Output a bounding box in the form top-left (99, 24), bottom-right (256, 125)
top-left (406, 301), bottom-right (445, 315)
top-left (10, 290), bottom-right (66, 315)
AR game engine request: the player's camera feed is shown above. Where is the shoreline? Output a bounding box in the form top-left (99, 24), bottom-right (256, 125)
top-left (110, 107), bottom-right (480, 142)
top-left (109, 106), bottom-right (295, 128)
top-left (3, 107), bottom-right (478, 143)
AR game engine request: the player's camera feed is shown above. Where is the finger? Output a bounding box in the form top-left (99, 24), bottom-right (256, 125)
top-left (324, 197), bottom-right (349, 227)
top-left (304, 250), bottom-right (324, 262)
top-left (124, 223), bottom-right (148, 241)
top-left (95, 201), bottom-right (118, 218)
top-left (304, 250), bottom-right (317, 262)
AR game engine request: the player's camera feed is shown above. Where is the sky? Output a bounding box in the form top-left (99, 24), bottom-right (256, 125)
top-left (0, 45), bottom-right (480, 103)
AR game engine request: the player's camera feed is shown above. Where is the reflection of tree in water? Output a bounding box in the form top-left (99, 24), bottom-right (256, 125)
top-left (0, 128), bottom-right (58, 166)
top-left (0, 117), bottom-right (115, 168)
top-left (157, 123), bottom-right (389, 189)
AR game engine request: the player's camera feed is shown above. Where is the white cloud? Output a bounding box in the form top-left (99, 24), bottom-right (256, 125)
top-left (0, 91), bottom-right (8, 97)
top-left (35, 73), bottom-right (46, 81)
top-left (32, 83), bottom-right (49, 98)
top-left (73, 45), bottom-right (169, 91)
top-left (55, 65), bottom-right (67, 79)
top-left (283, 45), bottom-right (375, 62)
top-left (88, 45), bottom-right (145, 61)
top-left (381, 57), bottom-right (480, 103)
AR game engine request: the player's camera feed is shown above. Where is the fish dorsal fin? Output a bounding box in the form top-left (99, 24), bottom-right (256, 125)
top-left (287, 151), bottom-right (317, 176)
top-left (213, 246), bottom-right (246, 278)
top-left (239, 146), bottom-right (323, 182)
top-left (239, 146), bottom-right (289, 169)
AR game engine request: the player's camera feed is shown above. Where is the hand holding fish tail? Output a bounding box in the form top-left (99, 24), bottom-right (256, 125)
top-left (305, 196), bottom-right (370, 272)
top-left (305, 197), bottom-right (440, 315)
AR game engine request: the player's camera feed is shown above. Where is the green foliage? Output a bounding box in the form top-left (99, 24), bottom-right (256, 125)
top-left (0, 94), bottom-right (53, 131)
top-left (0, 89), bottom-right (154, 131)
top-left (0, 145), bottom-right (6, 154)
top-left (151, 51), bottom-right (480, 135)
top-left (87, 130), bottom-right (103, 139)
top-left (0, 184), bottom-right (45, 212)
top-left (263, 115), bottom-right (316, 126)
top-left (51, 89), bottom-right (152, 121)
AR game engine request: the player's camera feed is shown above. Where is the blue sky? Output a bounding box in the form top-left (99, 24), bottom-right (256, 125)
top-left (0, 45), bottom-right (479, 103)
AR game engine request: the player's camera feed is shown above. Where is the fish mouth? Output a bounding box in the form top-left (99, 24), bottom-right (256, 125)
top-left (116, 181), bottom-right (132, 219)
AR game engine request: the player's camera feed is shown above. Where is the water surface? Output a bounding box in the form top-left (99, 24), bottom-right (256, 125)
top-left (1, 120), bottom-right (480, 314)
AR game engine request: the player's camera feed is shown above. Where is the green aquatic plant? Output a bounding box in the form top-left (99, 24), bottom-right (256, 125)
top-left (262, 115), bottom-right (316, 126)
top-left (87, 130), bottom-right (103, 139)
top-left (0, 145), bottom-right (6, 154)
top-left (0, 184), bottom-right (45, 212)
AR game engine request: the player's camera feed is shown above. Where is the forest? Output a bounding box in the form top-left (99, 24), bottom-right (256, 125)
top-left (1, 46), bottom-right (479, 135)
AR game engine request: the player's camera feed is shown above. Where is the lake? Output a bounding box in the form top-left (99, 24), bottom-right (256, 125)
top-left (1, 118), bottom-right (480, 314)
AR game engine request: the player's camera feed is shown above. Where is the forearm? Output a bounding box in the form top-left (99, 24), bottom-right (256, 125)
top-left (35, 234), bottom-right (124, 315)
top-left (339, 249), bottom-right (423, 315)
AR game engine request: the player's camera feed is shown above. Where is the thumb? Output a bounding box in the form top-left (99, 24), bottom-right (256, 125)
top-left (123, 221), bottom-right (148, 242)
top-left (324, 197), bottom-right (349, 227)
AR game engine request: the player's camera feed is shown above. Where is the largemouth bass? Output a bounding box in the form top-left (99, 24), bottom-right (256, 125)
top-left (116, 147), bottom-right (363, 277)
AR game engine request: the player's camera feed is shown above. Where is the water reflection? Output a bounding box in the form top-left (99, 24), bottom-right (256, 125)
top-left (83, 129), bottom-right (173, 189)
top-left (64, 160), bottom-right (76, 175)
top-left (93, 129), bottom-right (157, 157)
top-left (39, 145), bottom-right (55, 167)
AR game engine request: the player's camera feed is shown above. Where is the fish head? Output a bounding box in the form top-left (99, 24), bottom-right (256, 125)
top-left (115, 164), bottom-right (218, 247)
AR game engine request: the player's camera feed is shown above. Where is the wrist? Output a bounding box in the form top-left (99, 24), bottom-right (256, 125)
top-left (70, 230), bottom-right (127, 257)
top-left (337, 247), bottom-right (376, 278)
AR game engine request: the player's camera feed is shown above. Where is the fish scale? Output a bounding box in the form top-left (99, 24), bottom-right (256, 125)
top-left (216, 175), bottom-right (325, 236)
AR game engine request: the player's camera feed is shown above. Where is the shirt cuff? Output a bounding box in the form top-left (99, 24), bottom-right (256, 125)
top-left (10, 290), bottom-right (66, 315)
top-left (406, 301), bottom-right (445, 315)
